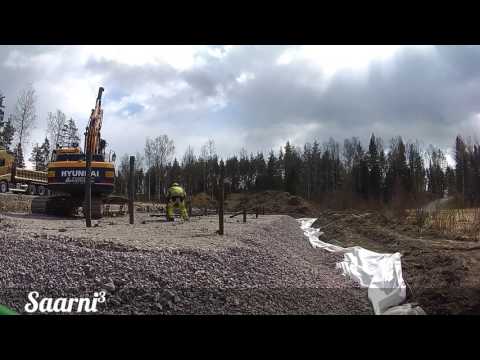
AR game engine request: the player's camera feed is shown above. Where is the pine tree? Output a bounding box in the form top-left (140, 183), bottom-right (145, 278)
top-left (351, 141), bottom-right (364, 196)
top-left (379, 146), bottom-right (386, 200)
top-left (39, 137), bottom-right (51, 170)
top-left (396, 138), bottom-right (411, 194)
top-left (367, 134), bottom-right (381, 200)
top-left (266, 150), bottom-right (277, 190)
top-left (0, 92), bottom-right (4, 123)
top-left (384, 137), bottom-right (410, 202)
top-left (426, 146), bottom-right (445, 197)
top-left (455, 135), bottom-right (467, 202)
top-left (408, 142), bottom-right (426, 198)
top-left (359, 156), bottom-right (370, 199)
top-left (284, 141), bottom-right (300, 195)
top-left (302, 143), bottom-right (313, 199)
top-left (238, 149), bottom-right (250, 190)
top-left (472, 145), bottom-right (480, 204)
top-left (445, 166), bottom-right (456, 197)
top-left (254, 152), bottom-right (267, 190)
top-left (169, 158), bottom-right (182, 184)
top-left (0, 115), bottom-right (15, 151)
top-left (225, 155), bottom-right (240, 192)
top-left (29, 143), bottom-right (44, 171)
top-left (311, 140), bottom-right (321, 199)
top-left (277, 148), bottom-right (284, 188)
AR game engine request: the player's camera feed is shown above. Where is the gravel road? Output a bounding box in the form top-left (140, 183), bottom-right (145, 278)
top-left (0, 213), bottom-right (372, 314)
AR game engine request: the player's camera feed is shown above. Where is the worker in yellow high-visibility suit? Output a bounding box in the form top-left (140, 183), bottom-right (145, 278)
top-left (166, 182), bottom-right (189, 221)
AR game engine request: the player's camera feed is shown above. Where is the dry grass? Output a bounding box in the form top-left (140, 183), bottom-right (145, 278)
top-left (407, 207), bottom-right (480, 240)
top-left (414, 208), bottom-right (429, 230)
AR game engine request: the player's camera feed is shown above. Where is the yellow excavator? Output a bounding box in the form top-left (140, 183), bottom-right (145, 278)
top-left (32, 87), bottom-right (124, 218)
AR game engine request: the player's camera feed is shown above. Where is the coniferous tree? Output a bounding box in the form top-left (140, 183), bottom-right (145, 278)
top-left (284, 141), bottom-right (301, 195)
top-left (40, 137), bottom-right (50, 169)
top-left (110, 132), bottom-right (480, 208)
top-left (29, 143), bottom-right (43, 171)
top-left (407, 142), bottom-right (426, 198)
top-left (0, 115), bottom-right (15, 151)
top-left (445, 165), bottom-right (456, 197)
top-left (266, 150), bottom-right (277, 190)
top-left (455, 135), bottom-right (467, 203)
top-left (367, 134), bottom-right (381, 200)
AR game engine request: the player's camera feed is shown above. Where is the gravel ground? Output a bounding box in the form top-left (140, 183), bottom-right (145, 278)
top-left (0, 213), bottom-right (372, 314)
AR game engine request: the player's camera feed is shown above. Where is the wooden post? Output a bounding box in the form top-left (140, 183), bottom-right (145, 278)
top-left (188, 194), bottom-right (192, 217)
top-left (128, 156), bottom-right (135, 224)
top-left (84, 129), bottom-right (92, 228)
top-left (262, 206), bottom-right (265, 215)
top-left (256, 207), bottom-right (259, 218)
top-left (243, 208), bottom-right (247, 223)
top-left (218, 160), bottom-right (224, 235)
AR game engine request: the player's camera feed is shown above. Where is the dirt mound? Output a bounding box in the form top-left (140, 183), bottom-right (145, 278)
top-left (225, 191), bottom-right (318, 217)
top-left (191, 192), bottom-right (216, 208)
top-left (312, 209), bottom-right (480, 314)
top-left (190, 191), bottom-right (318, 217)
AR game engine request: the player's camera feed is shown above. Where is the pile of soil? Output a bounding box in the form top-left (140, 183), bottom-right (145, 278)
top-left (224, 191), bottom-right (318, 217)
top-left (191, 192), bottom-right (216, 209)
top-left (311, 210), bottom-right (480, 314)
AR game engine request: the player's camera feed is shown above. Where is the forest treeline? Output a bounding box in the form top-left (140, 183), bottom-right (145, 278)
top-left (3, 87), bottom-right (479, 209)
top-left (115, 133), bottom-right (480, 209)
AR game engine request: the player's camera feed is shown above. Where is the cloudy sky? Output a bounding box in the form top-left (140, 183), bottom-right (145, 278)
top-left (1, 45), bottom-right (480, 166)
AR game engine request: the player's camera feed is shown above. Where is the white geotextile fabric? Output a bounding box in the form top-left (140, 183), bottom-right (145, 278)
top-left (299, 218), bottom-right (426, 315)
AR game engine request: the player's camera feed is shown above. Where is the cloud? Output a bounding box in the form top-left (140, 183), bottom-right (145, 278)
top-left (1, 45), bottom-right (480, 169)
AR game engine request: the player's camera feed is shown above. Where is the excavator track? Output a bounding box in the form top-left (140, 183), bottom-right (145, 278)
top-left (31, 195), bottom-right (77, 217)
top-left (82, 197), bottom-right (104, 219)
top-left (32, 195), bottom-right (122, 219)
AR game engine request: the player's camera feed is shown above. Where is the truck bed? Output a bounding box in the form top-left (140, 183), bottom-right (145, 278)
top-left (14, 168), bottom-right (48, 184)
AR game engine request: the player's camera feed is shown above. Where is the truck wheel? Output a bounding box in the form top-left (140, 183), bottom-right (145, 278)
top-left (0, 181), bottom-right (8, 193)
top-left (37, 185), bottom-right (47, 196)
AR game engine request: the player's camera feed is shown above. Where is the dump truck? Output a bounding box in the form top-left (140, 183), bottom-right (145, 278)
top-left (0, 148), bottom-right (48, 195)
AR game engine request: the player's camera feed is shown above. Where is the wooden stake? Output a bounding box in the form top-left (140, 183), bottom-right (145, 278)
top-left (129, 156), bottom-right (135, 224)
top-left (188, 194), bottom-right (192, 217)
top-left (84, 129), bottom-right (92, 228)
top-left (243, 208), bottom-right (247, 223)
top-left (218, 160), bottom-right (225, 235)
